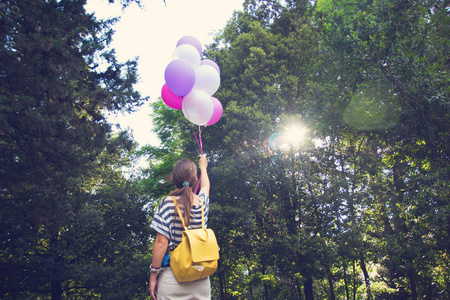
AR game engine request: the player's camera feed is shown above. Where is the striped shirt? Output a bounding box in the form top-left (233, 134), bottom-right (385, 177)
top-left (150, 192), bottom-right (209, 251)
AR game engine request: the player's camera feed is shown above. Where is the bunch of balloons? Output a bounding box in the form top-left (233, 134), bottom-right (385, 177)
top-left (162, 36), bottom-right (223, 126)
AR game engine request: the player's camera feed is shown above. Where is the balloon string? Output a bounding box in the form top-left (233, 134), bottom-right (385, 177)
top-left (193, 126), bottom-right (203, 194)
top-left (193, 125), bottom-right (203, 155)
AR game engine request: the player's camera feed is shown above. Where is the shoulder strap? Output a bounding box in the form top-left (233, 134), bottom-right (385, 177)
top-left (170, 196), bottom-right (205, 230)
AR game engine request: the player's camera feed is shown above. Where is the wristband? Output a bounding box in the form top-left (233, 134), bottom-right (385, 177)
top-left (149, 264), bottom-right (161, 274)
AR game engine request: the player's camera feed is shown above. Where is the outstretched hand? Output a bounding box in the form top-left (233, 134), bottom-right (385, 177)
top-left (199, 154), bottom-right (208, 170)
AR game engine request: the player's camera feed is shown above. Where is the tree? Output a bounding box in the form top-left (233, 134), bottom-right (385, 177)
top-left (318, 0), bottom-right (450, 298)
top-left (0, 0), bottom-right (149, 298)
top-left (143, 0), bottom-right (449, 299)
top-left (146, 1), bottom-right (328, 298)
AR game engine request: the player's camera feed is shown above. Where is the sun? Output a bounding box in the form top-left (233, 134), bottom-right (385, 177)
top-left (267, 123), bottom-right (308, 151)
top-left (283, 124), bottom-right (308, 147)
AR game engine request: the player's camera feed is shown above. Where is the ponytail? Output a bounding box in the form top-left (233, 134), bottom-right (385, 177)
top-left (181, 184), bottom-right (192, 226)
top-left (169, 159), bottom-right (198, 227)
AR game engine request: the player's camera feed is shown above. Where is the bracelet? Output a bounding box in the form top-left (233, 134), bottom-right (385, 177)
top-left (149, 264), bottom-right (161, 274)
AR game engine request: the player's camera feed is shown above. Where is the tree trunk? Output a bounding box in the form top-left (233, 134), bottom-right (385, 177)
top-left (343, 264), bottom-right (350, 300)
top-left (248, 266), bottom-right (253, 300)
top-left (447, 213), bottom-right (450, 256)
top-left (295, 279), bottom-right (303, 300)
top-left (217, 259), bottom-right (228, 300)
top-left (446, 213), bottom-right (450, 298)
top-left (219, 271), bottom-right (225, 300)
top-left (262, 264), bottom-right (269, 300)
top-left (264, 283), bottom-right (269, 300)
top-left (327, 276), bottom-right (336, 300)
top-left (50, 228), bottom-right (62, 300)
top-left (353, 260), bottom-right (357, 300)
top-left (304, 277), bottom-right (314, 300)
top-left (408, 267), bottom-right (418, 300)
top-left (51, 279), bottom-right (62, 300)
top-left (359, 254), bottom-right (372, 299)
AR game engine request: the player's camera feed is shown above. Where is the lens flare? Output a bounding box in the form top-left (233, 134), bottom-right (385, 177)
top-left (283, 124), bottom-right (307, 147)
top-left (267, 124), bottom-right (308, 151)
top-left (268, 133), bottom-right (283, 150)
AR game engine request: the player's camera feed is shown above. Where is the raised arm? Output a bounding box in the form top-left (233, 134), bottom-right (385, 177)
top-left (198, 154), bottom-right (210, 197)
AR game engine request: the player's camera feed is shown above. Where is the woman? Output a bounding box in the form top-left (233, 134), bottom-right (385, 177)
top-left (149, 154), bottom-right (211, 300)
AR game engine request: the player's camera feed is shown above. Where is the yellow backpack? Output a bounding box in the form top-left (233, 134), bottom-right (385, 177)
top-left (169, 196), bottom-right (220, 282)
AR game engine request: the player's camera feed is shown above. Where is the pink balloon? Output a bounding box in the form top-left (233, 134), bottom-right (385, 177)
top-left (182, 90), bottom-right (214, 126)
top-left (200, 59), bottom-right (220, 76)
top-left (164, 59), bottom-right (195, 96)
top-left (161, 84), bottom-right (183, 109)
top-left (207, 97), bottom-right (223, 125)
top-left (177, 36), bottom-right (203, 57)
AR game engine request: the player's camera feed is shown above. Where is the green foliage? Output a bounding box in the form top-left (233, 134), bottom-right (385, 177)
top-left (3, 0), bottom-right (447, 299)
top-left (0, 0), bottom-right (150, 299)
top-left (145, 0), bottom-right (449, 300)
top-left (343, 82), bottom-right (401, 131)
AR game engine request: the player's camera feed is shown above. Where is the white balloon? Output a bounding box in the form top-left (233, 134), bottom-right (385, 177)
top-left (200, 59), bottom-right (220, 75)
top-left (193, 65), bottom-right (221, 96)
top-left (182, 90), bottom-right (214, 125)
top-left (172, 44), bottom-right (201, 68)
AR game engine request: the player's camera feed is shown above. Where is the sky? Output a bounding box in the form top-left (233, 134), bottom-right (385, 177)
top-left (85, 0), bottom-right (244, 147)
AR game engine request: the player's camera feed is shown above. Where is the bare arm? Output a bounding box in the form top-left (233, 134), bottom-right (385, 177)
top-left (149, 233), bottom-right (168, 300)
top-left (199, 154), bottom-right (210, 197)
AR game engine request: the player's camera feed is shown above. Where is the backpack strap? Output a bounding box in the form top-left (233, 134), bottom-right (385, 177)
top-left (170, 196), bottom-right (205, 230)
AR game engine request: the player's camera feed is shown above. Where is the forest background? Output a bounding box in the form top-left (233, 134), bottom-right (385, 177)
top-left (0, 0), bottom-right (448, 299)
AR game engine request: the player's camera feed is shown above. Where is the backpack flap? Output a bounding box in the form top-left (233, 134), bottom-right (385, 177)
top-left (185, 228), bottom-right (220, 263)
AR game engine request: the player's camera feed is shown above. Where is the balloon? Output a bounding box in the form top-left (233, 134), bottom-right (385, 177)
top-left (182, 90), bottom-right (214, 126)
top-left (164, 59), bottom-right (195, 96)
top-left (161, 84), bottom-right (183, 109)
top-left (172, 44), bottom-right (201, 68)
top-left (177, 36), bottom-right (202, 57)
top-left (192, 65), bottom-right (220, 96)
top-left (207, 97), bottom-right (223, 125)
top-left (200, 59), bottom-right (220, 76)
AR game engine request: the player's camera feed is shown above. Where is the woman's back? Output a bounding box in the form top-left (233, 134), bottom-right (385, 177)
top-left (151, 192), bottom-right (210, 251)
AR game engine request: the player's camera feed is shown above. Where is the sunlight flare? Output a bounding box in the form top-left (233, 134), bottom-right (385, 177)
top-left (283, 124), bottom-right (308, 147)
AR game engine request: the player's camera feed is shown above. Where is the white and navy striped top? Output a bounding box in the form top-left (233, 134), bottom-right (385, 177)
top-left (150, 192), bottom-right (209, 251)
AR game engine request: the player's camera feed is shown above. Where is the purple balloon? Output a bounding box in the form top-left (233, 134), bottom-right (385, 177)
top-left (164, 59), bottom-right (195, 97)
top-left (161, 84), bottom-right (183, 110)
top-left (207, 97), bottom-right (223, 125)
top-left (177, 36), bottom-right (202, 57)
top-left (200, 59), bottom-right (220, 76)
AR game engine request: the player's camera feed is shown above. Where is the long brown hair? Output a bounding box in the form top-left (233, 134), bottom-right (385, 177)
top-left (169, 159), bottom-right (198, 226)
